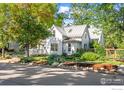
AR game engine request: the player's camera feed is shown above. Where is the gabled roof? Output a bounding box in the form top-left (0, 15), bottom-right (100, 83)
top-left (54, 25), bottom-right (67, 36)
top-left (51, 25), bottom-right (88, 38)
top-left (51, 25), bottom-right (102, 39)
top-left (64, 25), bottom-right (87, 38)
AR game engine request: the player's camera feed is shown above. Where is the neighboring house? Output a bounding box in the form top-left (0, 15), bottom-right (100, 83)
top-left (6, 42), bottom-right (19, 51)
top-left (88, 25), bottom-right (104, 46)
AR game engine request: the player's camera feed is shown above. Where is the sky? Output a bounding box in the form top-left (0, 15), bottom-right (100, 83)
top-left (57, 3), bottom-right (74, 26)
top-left (58, 3), bottom-right (71, 13)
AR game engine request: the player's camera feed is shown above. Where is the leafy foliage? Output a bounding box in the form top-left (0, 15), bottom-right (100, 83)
top-left (0, 4), bottom-right (16, 57)
top-left (72, 4), bottom-right (124, 48)
top-left (21, 55), bottom-right (48, 63)
top-left (72, 49), bottom-right (85, 57)
top-left (48, 54), bottom-right (64, 65)
top-left (21, 57), bottom-right (34, 63)
top-left (80, 52), bottom-right (99, 61)
top-left (0, 4), bottom-right (58, 57)
top-left (92, 41), bottom-right (106, 60)
top-left (116, 50), bottom-right (124, 59)
top-left (7, 4), bottom-right (57, 57)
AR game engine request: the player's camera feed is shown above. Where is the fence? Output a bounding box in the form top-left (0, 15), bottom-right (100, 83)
top-left (105, 49), bottom-right (124, 60)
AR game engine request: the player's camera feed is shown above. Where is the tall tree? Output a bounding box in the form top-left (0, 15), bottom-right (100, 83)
top-left (9, 4), bottom-right (57, 57)
top-left (72, 3), bottom-right (124, 48)
top-left (0, 4), bottom-right (15, 58)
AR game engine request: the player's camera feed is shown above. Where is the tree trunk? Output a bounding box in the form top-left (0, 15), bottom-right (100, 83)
top-left (2, 48), bottom-right (5, 58)
top-left (25, 43), bottom-right (29, 57)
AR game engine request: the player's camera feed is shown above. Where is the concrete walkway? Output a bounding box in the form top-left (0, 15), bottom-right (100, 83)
top-left (0, 63), bottom-right (124, 85)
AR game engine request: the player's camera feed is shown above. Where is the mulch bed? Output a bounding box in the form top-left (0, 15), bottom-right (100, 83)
top-left (58, 62), bottom-right (119, 74)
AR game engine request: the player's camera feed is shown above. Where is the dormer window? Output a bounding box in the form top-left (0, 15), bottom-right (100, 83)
top-left (68, 29), bottom-right (72, 32)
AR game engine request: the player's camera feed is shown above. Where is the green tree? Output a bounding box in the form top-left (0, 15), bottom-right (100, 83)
top-left (0, 4), bottom-right (15, 58)
top-left (72, 3), bottom-right (124, 48)
top-left (54, 13), bottom-right (65, 26)
top-left (9, 4), bottom-right (57, 57)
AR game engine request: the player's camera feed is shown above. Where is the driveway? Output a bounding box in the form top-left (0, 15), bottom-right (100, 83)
top-left (0, 63), bottom-right (124, 85)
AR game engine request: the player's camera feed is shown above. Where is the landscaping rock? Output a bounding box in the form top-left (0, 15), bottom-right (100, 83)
top-left (58, 63), bottom-right (63, 67)
top-left (118, 65), bottom-right (124, 74)
top-left (51, 62), bottom-right (60, 67)
top-left (28, 62), bottom-right (34, 66)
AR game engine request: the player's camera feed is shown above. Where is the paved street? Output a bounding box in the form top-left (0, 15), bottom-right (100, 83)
top-left (0, 63), bottom-right (124, 85)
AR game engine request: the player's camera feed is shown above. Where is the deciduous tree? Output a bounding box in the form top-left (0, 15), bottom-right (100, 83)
top-left (72, 4), bottom-right (124, 48)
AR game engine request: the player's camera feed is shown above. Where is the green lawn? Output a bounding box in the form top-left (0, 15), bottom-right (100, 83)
top-left (31, 55), bottom-right (48, 61)
top-left (20, 55), bottom-right (48, 63)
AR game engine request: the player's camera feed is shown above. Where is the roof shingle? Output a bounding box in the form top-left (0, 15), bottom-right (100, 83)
top-left (64, 25), bottom-right (87, 37)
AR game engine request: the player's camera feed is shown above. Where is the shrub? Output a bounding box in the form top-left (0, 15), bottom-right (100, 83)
top-left (48, 54), bottom-right (64, 65)
top-left (72, 51), bottom-right (81, 57)
top-left (91, 40), bottom-right (105, 60)
top-left (62, 55), bottom-right (74, 62)
top-left (73, 48), bottom-right (85, 57)
top-left (95, 46), bottom-right (105, 56)
top-left (21, 57), bottom-right (34, 63)
top-left (62, 53), bottom-right (67, 57)
top-left (118, 42), bottom-right (124, 49)
top-left (80, 52), bottom-right (99, 61)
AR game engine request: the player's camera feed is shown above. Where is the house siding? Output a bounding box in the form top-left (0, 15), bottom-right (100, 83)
top-left (81, 27), bottom-right (90, 49)
top-left (63, 42), bottom-right (81, 55)
top-left (44, 37), bottom-right (62, 55)
top-left (43, 26), bottom-right (63, 55)
top-left (53, 26), bottom-right (63, 41)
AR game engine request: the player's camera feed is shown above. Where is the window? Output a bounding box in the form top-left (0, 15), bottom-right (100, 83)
top-left (68, 29), bottom-right (72, 32)
top-left (51, 43), bottom-right (58, 51)
top-left (68, 43), bottom-right (71, 52)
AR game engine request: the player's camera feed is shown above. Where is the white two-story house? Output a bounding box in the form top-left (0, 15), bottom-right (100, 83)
top-left (29, 24), bottom-right (103, 55)
top-left (44, 25), bottom-right (90, 55)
